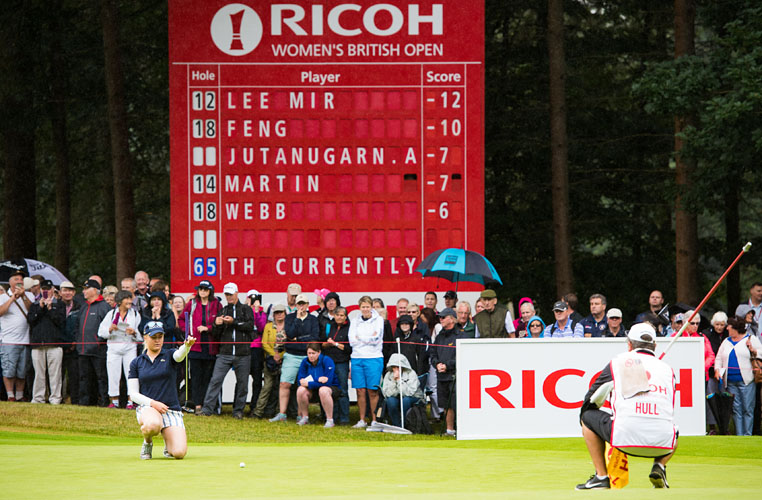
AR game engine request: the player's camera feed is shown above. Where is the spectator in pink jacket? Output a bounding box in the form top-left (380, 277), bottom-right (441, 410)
top-left (513, 297), bottom-right (535, 337)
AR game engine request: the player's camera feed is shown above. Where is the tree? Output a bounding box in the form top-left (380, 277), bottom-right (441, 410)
top-left (547, 0), bottom-right (573, 297)
top-left (673, 0), bottom-right (699, 305)
top-left (101, 0), bottom-right (136, 280)
top-left (48, 0), bottom-right (72, 276)
top-left (0, 1), bottom-right (41, 259)
top-left (634, 4), bottom-right (762, 310)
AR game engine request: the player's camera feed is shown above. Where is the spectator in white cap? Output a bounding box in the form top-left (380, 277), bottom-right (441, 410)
top-left (286, 283), bottom-right (301, 314)
top-left (24, 277), bottom-right (41, 299)
top-left (603, 308), bottom-right (627, 338)
top-left (198, 282), bottom-right (255, 420)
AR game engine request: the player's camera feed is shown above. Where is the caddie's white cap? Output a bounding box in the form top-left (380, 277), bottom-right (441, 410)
top-left (627, 322), bottom-right (656, 343)
top-left (223, 282), bottom-right (238, 295)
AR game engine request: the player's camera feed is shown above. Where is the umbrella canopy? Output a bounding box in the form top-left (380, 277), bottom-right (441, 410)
top-left (415, 248), bottom-right (502, 287)
top-left (0, 258), bottom-right (70, 286)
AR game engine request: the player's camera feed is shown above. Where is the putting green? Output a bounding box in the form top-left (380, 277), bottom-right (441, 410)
top-left (1, 431), bottom-right (760, 499)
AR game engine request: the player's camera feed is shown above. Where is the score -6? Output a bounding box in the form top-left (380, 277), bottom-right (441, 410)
top-left (193, 257), bottom-right (217, 276)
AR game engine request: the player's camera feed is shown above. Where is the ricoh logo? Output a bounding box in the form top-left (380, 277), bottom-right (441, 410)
top-left (210, 3), bottom-right (444, 56)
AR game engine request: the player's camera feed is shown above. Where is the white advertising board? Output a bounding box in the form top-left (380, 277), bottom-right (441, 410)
top-left (456, 337), bottom-right (705, 440)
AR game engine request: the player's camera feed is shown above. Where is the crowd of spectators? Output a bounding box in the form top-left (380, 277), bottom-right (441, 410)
top-left (1, 268), bottom-right (761, 436)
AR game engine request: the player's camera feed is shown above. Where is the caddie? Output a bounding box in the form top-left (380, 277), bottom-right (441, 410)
top-left (576, 323), bottom-right (677, 490)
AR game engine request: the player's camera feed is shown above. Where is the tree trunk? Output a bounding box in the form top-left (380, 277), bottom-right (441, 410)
top-left (101, 0), bottom-right (136, 280)
top-left (0, 1), bottom-right (38, 259)
top-left (49, 0), bottom-right (71, 276)
top-left (674, 0), bottom-right (698, 305)
top-left (547, 0), bottom-right (573, 297)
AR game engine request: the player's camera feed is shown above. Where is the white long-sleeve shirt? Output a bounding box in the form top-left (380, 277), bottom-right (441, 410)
top-left (348, 309), bottom-right (384, 359)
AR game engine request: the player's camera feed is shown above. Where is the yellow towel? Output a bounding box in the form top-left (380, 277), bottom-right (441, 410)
top-left (606, 443), bottom-right (629, 489)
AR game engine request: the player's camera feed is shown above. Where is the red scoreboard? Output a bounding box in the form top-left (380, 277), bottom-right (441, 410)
top-left (169, 1), bottom-right (484, 293)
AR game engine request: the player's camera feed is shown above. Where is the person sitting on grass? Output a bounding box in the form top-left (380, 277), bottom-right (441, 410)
top-left (381, 353), bottom-right (424, 428)
top-left (270, 293), bottom-right (319, 423)
top-left (128, 321), bottom-right (195, 460)
top-left (295, 342), bottom-right (339, 427)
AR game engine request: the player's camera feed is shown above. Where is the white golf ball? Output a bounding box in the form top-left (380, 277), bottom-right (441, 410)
top-left (239, 462), bottom-right (245, 468)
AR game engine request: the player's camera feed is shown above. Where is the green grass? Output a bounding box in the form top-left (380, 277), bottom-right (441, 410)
top-left (1, 402), bottom-right (761, 499)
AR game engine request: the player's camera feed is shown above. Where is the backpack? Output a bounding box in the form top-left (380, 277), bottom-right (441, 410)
top-left (404, 404), bottom-right (433, 434)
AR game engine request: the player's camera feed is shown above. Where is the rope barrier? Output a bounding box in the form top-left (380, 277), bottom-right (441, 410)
top-left (1, 339), bottom-right (454, 347)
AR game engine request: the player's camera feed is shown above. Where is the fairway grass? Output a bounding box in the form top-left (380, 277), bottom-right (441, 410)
top-left (1, 403), bottom-right (761, 499)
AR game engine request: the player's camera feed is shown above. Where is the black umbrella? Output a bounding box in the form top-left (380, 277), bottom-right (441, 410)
top-left (706, 391), bottom-right (734, 435)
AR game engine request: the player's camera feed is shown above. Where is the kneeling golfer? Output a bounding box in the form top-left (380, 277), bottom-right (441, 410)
top-left (577, 323), bottom-right (677, 489)
top-left (128, 321), bottom-right (195, 460)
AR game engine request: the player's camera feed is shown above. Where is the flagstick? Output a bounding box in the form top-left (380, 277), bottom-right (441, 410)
top-left (660, 242), bottom-right (752, 359)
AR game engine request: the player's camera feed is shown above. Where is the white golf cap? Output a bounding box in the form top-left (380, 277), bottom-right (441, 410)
top-left (246, 289), bottom-right (260, 297)
top-left (607, 308), bottom-right (623, 319)
top-left (287, 283), bottom-right (301, 295)
top-left (222, 282), bottom-right (238, 295)
top-left (59, 280), bottom-right (75, 289)
top-left (295, 293), bottom-right (309, 304)
top-left (628, 322), bottom-right (656, 343)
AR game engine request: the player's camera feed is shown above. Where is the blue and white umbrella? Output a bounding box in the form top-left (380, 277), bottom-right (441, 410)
top-left (415, 248), bottom-right (502, 288)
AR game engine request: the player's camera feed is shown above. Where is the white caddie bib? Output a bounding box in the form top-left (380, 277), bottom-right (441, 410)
top-left (609, 351), bottom-right (677, 456)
